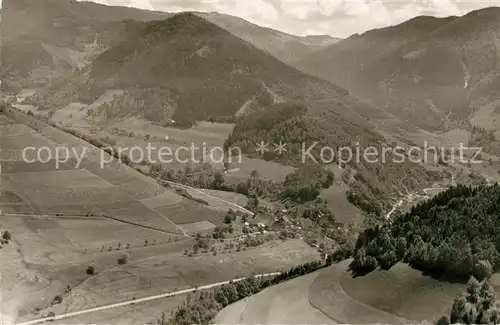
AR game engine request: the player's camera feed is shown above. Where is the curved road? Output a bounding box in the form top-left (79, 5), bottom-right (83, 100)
top-left (14, 272), bottom-right (280, 325)
top-left (385, 186), bottom-right (446, 220)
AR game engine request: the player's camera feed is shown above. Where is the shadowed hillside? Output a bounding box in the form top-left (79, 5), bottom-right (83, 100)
top-left (83, 12), bottom-right (348, 127)
top-left (296, 7), bottom-right (500, 132)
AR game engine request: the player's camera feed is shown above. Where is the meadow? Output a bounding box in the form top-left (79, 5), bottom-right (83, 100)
top-left (1, 110), bottom-right (319, 324)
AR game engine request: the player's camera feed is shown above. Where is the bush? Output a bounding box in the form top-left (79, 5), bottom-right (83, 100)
top-left (118, 254), bottom-right (128, 265)
top-left (86, 264), bottom-right (96, 275)
top-left (52, 295), bottom-right (62, 305)
top-left (2, 231), bottom-right (11, 242)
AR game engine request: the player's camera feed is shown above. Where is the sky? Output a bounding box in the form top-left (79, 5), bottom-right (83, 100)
top-left (82, 0), bottom-right (499, 38)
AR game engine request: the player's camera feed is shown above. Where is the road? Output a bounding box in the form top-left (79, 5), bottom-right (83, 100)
top-left (385, 186), bottom-right (446, 220)
top-left (384, 199), bottom-right (403, 220)
top-left (14, 272), bottom-right (281, 325)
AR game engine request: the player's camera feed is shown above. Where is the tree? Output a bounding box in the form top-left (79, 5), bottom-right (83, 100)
top-left (444, 277), bottom-right (500, 325)
top-left (450, 295), bottom-right (467, 324)
top-left (118, 254), bottom-right (128, 265)
top-left (474, 260), bottom-right (493, 281)
top-left (212, 172), bottom-right (225, 190)
top-left (435, 315), bottom-right (450, 325)
top-left (2, 230), bottom-right (11, 241)
top-left (223, 215), bottom-right (232, 225)
top-left (52, 295), bottom-right (62, 305)
top-left (86, 264), bottom-right (96, 275)
top-left (467, 276), bottom-right (481, 304)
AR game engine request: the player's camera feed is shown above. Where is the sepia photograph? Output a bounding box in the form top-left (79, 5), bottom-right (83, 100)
top-left (2, 0), bottom-right (500, 324)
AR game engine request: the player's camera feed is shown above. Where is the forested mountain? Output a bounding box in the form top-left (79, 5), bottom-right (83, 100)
top-left (227, 102), bottom-right (437, 215)
top-left (2, 0), bottom-right (339, 92)
top-left (351, 184), bottom-right (500, 280)
top-left (296, 7), bottom-right (500, 131)
top-left (82, 13), bottom-right (348, 126)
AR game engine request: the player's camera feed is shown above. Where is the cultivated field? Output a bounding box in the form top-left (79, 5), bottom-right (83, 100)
top-left (42, 239), bottom-right (320, 322)
top-left (1, 110), bottom-right (320, 324)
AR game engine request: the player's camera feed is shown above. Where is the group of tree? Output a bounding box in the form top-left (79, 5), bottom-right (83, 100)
top-left (436, 277), bottom-right (500, 325)
top-left (158, 260), bottom-right (323, 325)
top-left (2, 230), bottom-right (12, 243)
top-left (224, 100), bottom-right (437, 216)
top-left (279, 164), bottom-right (334, 203)
top-left (350, 184), bottom-right (500, 280)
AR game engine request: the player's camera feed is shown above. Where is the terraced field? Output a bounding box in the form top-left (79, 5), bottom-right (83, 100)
top-left (0, 111), bottom-right (236, 321)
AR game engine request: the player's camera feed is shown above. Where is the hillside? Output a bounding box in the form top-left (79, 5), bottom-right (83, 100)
top-left (82, 12), bottom-right (348, 127)
top-left (2, 0), bottom-right (339, 93)
top-left (227, 101), bottom-right (437, 216)
top-left (1, 0), bottom-right (172, 90)
top-left (296, 7), bottom-right (500, 132)
top-left (215, 259), bottom-right (474, 324)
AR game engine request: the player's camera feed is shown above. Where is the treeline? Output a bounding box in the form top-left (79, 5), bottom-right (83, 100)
top-left (156, 260), bottom-right (324, 325)
top-left (436, 277), bottom-right (500, 325)
top-left (350, 184), bottom-right (500, 281)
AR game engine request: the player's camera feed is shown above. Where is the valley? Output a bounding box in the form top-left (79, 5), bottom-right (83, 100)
top-left (4, 1), bottom-right (500, 325)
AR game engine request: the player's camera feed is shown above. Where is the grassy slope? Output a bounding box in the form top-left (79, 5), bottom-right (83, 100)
top-left (216, 259), bottom-right (500, 324)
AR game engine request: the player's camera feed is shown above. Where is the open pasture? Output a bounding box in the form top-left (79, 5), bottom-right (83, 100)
top-left (0, 191), bottom-right (24, 203)
top-left (154, 198), bottom-right (225, 225)
top-left (140, 190), bottom-right (183, 209)
top-left (178, 220), bottom-right (217, 234)
top-left (15, 185), bottom-right (131, 210)
top-left (50, 295), bottom-right (186, 325)
top-left (200, 189), bottom-right (248, 209)
top-left (165, 182), bottom-right (248, 214)
top-left (8, 169), bottom-right (115, 189)
top-left (110, 117), bottom-right (233, 148)
top-left (0, 114), bottom-right (14, 124)
top-left (83, 161), bottom-right (168, 200)
top-left (224, 156), bottom-right (294, 183)
top-left (215, 270), bottom-right (335, 324)
top-left (44, 217), bottom-right (174, 251)
top-left (0, 123), bottom-right (36, 136)
top-left (0, 160), bottom-right (82, 173)
top-left (45, 239), bottom-right (320, 315)
top-left (320, 182), bottom-right (364, 225)
top-left (0, 133), bottom-right (55, 150)
top-left (337, 262), bottom-right (467, 322)
top-left (98, 200), bottom-right (183, 235)
top-left (52, 102), bottom-right (94, 130)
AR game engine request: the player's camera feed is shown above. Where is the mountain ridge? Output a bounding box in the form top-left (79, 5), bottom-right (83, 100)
top-left (295, 6), bottom-right (500, 132)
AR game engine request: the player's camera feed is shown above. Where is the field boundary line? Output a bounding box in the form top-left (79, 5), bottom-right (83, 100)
top-left (102, 214), bottom-right (191, 238)
top-left (14, 273), bottom-right (280, 325)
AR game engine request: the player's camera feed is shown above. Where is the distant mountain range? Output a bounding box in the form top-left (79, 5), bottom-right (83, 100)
top-left (1, 0), bottom-right (339, 90)
top-left (296, 7), bottom-right (500, 132)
